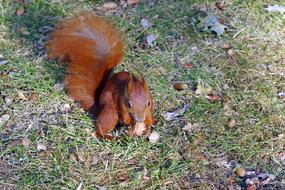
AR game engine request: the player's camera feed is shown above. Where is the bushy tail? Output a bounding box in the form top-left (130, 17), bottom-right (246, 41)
top-left (47, 13), bottom-right (124, 112)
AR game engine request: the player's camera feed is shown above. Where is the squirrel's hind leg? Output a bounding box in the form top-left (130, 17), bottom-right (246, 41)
top-left (95, 92), bottom-right (118, 140)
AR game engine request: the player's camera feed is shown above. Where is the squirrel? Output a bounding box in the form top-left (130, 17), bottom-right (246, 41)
top-left (47, 13), bottom-right (154, 140)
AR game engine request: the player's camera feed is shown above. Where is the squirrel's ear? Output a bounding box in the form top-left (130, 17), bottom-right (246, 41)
top-left (141, 77), bottom-right (148, 89)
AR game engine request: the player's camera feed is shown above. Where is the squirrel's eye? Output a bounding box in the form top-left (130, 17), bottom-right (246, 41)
top-left (148, 101), bottom-right (151, 106)
top-left (128, 101), bottom-right (132, 108)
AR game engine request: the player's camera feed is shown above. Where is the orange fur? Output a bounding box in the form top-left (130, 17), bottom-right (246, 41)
top-left (47, 13), bottom-right (154, 140)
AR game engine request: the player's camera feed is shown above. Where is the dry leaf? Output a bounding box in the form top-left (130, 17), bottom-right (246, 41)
top-left (16, 7), bottom-right (25, 16)
top-left (29, 92), bottom-right (38, 102)
top-left (37, 142), bottom-right (47, 151)
top-left (215, 2), bottom-right (227, 11)
top-left (0, 114), bottom-right (10, 125)
top-left (4, 96), bottom-right (13, 106)
top-left (182, 123), bottom-right (193, 132)
top-left (17, 91), bottom-right (28, 101)
top-left (141, 18), bottom-right (152, 29)
top-left (127, 0), bottom-right (141, 5)
top-left (227, 49), bottom-right (235, 57)
top-left (54, 82), bottom-right (64, 92)
top-left (19, 27), bottom-right (31, 35)
top-left (183, 63), bottom-right (195, 69)
top-left (22, 137), bottom-right (30, 148)
top-left (173, 83), bottom-right (188, 91)
top-left (8, 139), bottom-right (20, 148)
top-left (221, 43), bottom-right (232, 49)
top-left (102, 2), bottom-right (118, 10)
top-left (146, 34), bottom-right (156, 46)
top-left (0, 60), bottom-right (8, 65)
top-left (195, 79), bottom-right (212, 97)
top-left (162, 104), bottom-right (189, 121)
top-left (148, 131), bottom-right (160, 143)
top-left (206, 94), bottom-right (220, 102)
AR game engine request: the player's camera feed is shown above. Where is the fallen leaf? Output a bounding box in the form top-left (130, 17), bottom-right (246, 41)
top-left (16, 7), bottom-right (25, 16)
top-left (182, 123), bottom-right (196, 132)
top-left (102, 2), bottom-right (118, 10)
top-left (173, 83), bottom-right (188, 91)
top-left (0, 114), bottom-right (10, 125)
top-left (19, 27), bottom-right (31, 35)
top-left (4, 96), bottom-right (13, 106)
top-left (141, 18), bottom-right (152, 29)
top-left (198, 14), bottom-right (227, 35)
top-left (235, 167), bottom-right (246, 177)
top-left (146, 34), bottom-right (156, 47)
top-left (37, 142), bottom-right (47, 151)
top-left (8, 139), bottom-right (20, 148)
top-left (206, 94), bottom-right (220, 102)
top-left (22, 137), bottom-right (30, 148)
top-left (227, 49), bottom-right (235, 57)
top-left (221, 42), bottom-right (232, 49)
top-left (116, 170), bottom-right (130, 181)
top-left (247, 184), bottom-right (256, 190)
top-left (163, 104), bottom-right (189, 121)
top-left (54, 82), bottom-right (64, 92)
top-left (17, 91), bottom-right (28, 101)
top-left (0, 60), bottom-right (8, 65)
top-left (195, 79), bottom-right (212, 97)
top-left (265, 5), bottom-right (285, 13)
top-left (127, 0), bottom-right (141, 5)
top-left (215, 2), bottom-right (227, 11)
top-left (183, 63), bottom-right (195, 69)
top-left (148, 131), bottom-right (160, 143)
top-left (29, 92), bottom-right (38, 102)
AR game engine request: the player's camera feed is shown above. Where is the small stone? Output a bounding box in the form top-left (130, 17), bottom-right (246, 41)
top-left (37, 142), bottom-right (47, 151)
top-left (4, 96), bottom-right (13, 106)
top-left (235, 167), bottom-right (246, 177)
top-left (227, 118), bottom-right (236, 128)
top-left (62, 103), bottom-right (71, 112)
top-left (148, 131), bottom-right (160, 143)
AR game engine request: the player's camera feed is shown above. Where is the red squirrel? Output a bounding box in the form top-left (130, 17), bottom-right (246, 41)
top-left (47, 13), bottom-right (154, 140)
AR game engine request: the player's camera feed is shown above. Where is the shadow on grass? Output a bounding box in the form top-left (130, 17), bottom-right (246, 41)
top-left (4, 0), bottom-right (66, 82)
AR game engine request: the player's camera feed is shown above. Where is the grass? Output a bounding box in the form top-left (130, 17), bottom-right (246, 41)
top-left (1, 0), bottom-right (285, 189)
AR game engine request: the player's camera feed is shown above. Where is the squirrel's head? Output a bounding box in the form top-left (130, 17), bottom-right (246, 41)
top-left (125, 74), bottom-right (153, 123)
